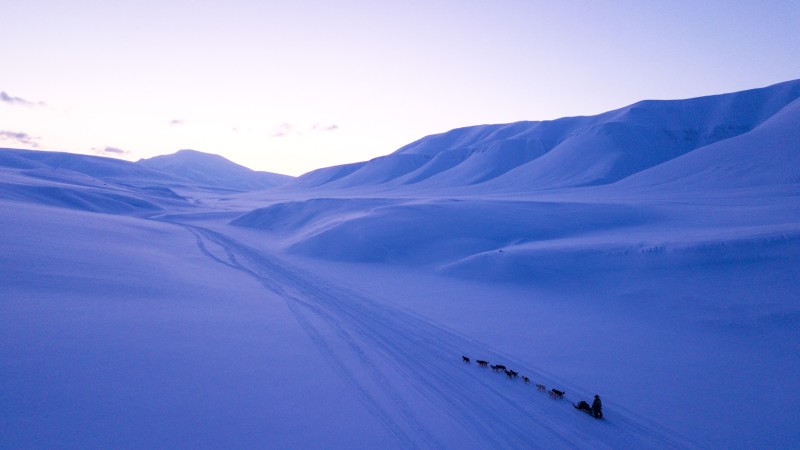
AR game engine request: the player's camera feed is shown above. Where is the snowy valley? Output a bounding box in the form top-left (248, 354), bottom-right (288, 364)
top-left (2, 80), bottom-right (800, 448)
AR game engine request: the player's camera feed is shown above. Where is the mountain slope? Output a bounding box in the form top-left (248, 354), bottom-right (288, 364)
top-left (0, 147), bottom-right (179, 183)
top-left (138, 149), bottom-right (293, 191)
top-left (0, 148), bottom-right (296, 214)
top-left (0, 148), bottom-right (191, 213)
top-left (611, 97), bottom-right (800, 191)
top-left (290, 79), bottom-right (800, 191)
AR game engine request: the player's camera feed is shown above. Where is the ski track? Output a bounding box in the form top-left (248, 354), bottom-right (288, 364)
top-left (178, 222), bottom-right (692, 449)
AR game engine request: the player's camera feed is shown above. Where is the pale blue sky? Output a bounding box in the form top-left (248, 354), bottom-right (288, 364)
top-left (2, 0), bottom-right (798, 175)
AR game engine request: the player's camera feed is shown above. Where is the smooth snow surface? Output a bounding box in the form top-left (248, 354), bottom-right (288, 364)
top-left (2, 80), bottom-right (800, 449)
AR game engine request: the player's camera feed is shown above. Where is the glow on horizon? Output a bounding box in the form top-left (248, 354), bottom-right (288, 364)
top-left (1, 0), bottom-right (799, 176)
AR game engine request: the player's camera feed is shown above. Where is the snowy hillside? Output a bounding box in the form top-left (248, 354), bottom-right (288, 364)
top-left (613, 96), bottom-right (800, 191)
top-left (293, 79), bottom-right (800, 191)
top-left (0, 148), bottom-right (190, 213)
top-left (0, 147), bottom-right (180, 184)
top-left (138, 149), bottom-right (293, 191)
top-left (3, 80), bottom-right (800, 448)
top-left (0, 148), bottom-right (294, 214)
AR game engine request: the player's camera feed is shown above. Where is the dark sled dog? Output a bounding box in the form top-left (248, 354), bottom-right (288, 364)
top-left (550, 389), bottom-right (565, 399)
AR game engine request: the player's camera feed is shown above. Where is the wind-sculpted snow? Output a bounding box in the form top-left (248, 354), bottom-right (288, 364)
top-left (0, 169), bottom-right (179, 214)
top-left (234, 198), bottom-right (660, 265)
top-left (291, 79), bottom-right (800, 191)
top-left (0, 182), bottom-right (163, 213)
top-left (441, 225), bottom-right (800, 285)
top-left (231, 197), bottom-right (397, 236)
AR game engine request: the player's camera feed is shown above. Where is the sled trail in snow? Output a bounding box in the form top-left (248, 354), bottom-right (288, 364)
top-left (183, 224), bottom-right (692, 449)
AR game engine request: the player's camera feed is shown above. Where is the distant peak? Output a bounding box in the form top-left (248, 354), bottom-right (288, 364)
top-left (173, 149), bottom-right (226, 159)
top-left (137, 148), bottom-right (293, 191)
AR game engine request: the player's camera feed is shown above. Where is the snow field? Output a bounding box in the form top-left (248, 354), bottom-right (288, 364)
top-left (3, 79), bottom-right (800, 448)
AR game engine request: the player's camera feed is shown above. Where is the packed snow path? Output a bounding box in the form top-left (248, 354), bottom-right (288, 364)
top-left (178, 222), bottom-right (692, 449)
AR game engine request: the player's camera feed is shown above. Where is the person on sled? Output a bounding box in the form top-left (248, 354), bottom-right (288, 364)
top-left (592, 394), bottom-right (603, 418)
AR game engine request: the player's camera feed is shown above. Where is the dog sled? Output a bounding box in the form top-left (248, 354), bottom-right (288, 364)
top-left (573, 401), bottom-right (602, 419)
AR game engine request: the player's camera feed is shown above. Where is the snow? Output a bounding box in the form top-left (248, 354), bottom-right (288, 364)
top-left (138, 149), bottom-right (294, 192)
top-left (614, 96), bottom-right (800, 190)
top-left (289, 79), bottom-right (800, 193)
top-left (2, 80), bottom-right (800, 448)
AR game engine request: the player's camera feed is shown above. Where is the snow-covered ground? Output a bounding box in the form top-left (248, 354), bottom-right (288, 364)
top-left (2, 80), bottom-right (799, 448)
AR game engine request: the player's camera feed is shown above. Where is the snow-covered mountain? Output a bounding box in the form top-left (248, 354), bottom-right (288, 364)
top-left (0, 147), bottom-right (179, 184)
top-left (0, 147), bottom-right (189, 213)
top-left (0, 148), bottom-right (294, 213)
top-left (2, 80), bottom-right (799, 448)
top-left (138, 149), bottom-right (293, 191)
top-left (293, 79), bottom-right (800, 191)
top-left (614, 95), bottom-right (800, 191)
top-left (238, 81), bottom-right (800, 267)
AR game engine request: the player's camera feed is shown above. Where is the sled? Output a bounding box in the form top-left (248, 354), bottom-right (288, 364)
top-left (573, 403), bottom-right (602, 419)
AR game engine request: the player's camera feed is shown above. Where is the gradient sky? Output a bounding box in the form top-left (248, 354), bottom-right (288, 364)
top-left (2, 0), bottom-right (799, 176)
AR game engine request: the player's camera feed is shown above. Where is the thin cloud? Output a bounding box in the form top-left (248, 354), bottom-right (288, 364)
top-left (89, 146), bottom-right (130, 156)
top-left (269, 122), bottom-right (339, 138)
top-left (269, 123), bottom-right (293, 138)
top-left (312, 123), bottom-right (339, 132)
top-left (102, 146), bottom-right (127, 155)
top-left (0, 91), bottom-right (45, 107)
top-left (0, 130), bottom-right (40, 147)
top-left (169, 119), bottom-right (185, 126)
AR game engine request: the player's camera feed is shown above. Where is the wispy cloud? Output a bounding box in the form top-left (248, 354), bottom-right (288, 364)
top-left (0, 130), bottom-right (40, 147)
top-left (269, 122), bottom-right (293, 138)
top-left (169, 119), bottom-right (185, 126)
top-left (90, 146), bottom-right (129, 156)
top-left (312, 123), bottom-right (339, 132)
top-left (269, 122), bottom-right (339, 138)
top-left (102, 146), bottom-right (127, 155)
top-left (0, 91), bottom-right (45, 107)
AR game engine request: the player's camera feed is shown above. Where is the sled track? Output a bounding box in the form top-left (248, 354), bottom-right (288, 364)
top-left (180, 223), bottom-right (692, 449)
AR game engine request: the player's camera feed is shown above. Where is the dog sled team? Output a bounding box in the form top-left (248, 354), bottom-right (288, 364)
top-left (462, 355), bottom-right (603, 420)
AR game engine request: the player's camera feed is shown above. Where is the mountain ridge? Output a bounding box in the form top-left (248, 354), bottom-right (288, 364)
top-left (290, 79), bottom-right (800, 192)
top-left (0, 147), bottom-right (293, 213)
top-left (137, 149), bottom-right (293, 191)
